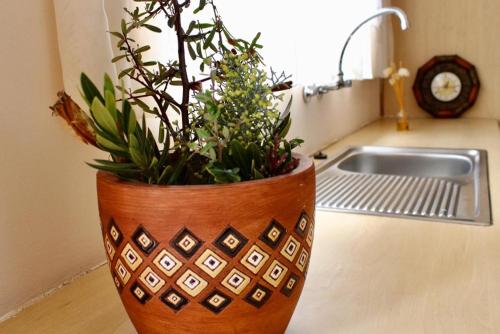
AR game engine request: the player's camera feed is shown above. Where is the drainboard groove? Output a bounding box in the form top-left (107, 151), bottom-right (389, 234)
top-left (356, 175), bottom-right (392, 210)
top-left (438, 182), bottom-right (453, 217)
top-left (430, 180), bottom-right (446, 217)
top-left (343, 174), bottom-right (382, 209)
top-left (420, 178), bottom-right (440, 215)
top-left (364, 175), bottom-right (397, 211)
top-left (448, 184), bottom-right (460, 217)
top-left (321, 175), bottom-right (360, 206)
top-left (387, 176), bottom-right (415, 213)
top-left (332, 175), bottom-right (370, 207)
top-left (395, 177), bottom-right (422, 214)
top-left (378, 176), bottom-right (408, 213)
top-left (317, 175), bottom-right (353, 205)
top-left (317, 175), bottom-right (348, 205)
top-left (372, 176), bottom-right (405, 212)
top-left (316, 175), bottom-right (339, 193)
top-left (412, 178), bottom-right (433, 215)
top-left (403, 177), bottom-right (428, 215)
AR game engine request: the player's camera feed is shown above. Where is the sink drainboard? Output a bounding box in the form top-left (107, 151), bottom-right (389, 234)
top-left (316, 146), bottom-right (492, 226)
top-left (317, 174), bottom-right (461, 219)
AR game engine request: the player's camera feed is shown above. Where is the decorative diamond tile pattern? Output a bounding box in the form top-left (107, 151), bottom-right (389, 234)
top-left (259, 219), bottom-right (286, 249)
top-left (153, 249), bottom-right (183, 278)
top-left (214, 227), bottom-right (248, 258)
top-left (161, 288), bottom-right (189, 312)
top-left (121, 243), bottom-right (143, 271)
top-left (201, 289), bottom-right (232, 314)
top-left (194, 249), bottom-right (228, 278)
top-left (240, 245), bottom-right (270, 274)
top-left (171, 228), bottom-right (203, 259)
top-left (263, 259), bottom-right (288, 288)
top-left (104, 235), bottom-right (116, 260)
top-left (244, 283), bottom-right (272, 308)
top-left (130, 282), bottom-right (151, 304)
top-left (295, 211), bottom-right (309, 238)
top-left (306, 222), bottom-right (314, 248)
top-left (176, 269), bottom-right (208, 297)
top-left (221, 268), bottom-right (251, 295)
top-left (132, 226), bottom-right (158, 255)
top-left (280, 235), bottom-right (301, 262)
top-left (108, 218), bottom-right (123, 246)
top-left (104, 209), bottom-right (314, 314)
top-left (115, 259), bottom-right (131, 285)
top-left (295, 248), bottom-right (309, 272)
top-left (113, 275), bottom-right (123, 292)
top-left (139, 267), bottom-right (166, 294)
top-left (280, 273), bottom-right (300, 297)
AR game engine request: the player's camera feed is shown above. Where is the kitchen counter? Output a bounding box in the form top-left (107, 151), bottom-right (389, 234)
top-left (1, 118), bottom-right (499, 334)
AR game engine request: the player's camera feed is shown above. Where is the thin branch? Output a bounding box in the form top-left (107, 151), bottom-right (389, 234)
top-left (171, 0), bottom-right (191, 138)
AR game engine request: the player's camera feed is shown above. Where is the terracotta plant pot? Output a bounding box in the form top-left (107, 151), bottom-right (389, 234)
top-left (96, 155), bottom-right (316, 334)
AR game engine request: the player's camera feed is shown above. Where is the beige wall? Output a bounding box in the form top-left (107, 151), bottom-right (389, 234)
top-left (289, 80), bottom-right (381, 156)
top-left (384, 0), bottom-right (500, 119)
top-left (0, 0), bottom-right (105, 319)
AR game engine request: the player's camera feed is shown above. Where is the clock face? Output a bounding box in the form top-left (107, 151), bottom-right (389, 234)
top-left (431, 72), bottom-right (462, 102)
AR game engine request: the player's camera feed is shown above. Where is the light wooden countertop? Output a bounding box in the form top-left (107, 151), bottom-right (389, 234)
top-left (1, 118), bottom-right (499, 334)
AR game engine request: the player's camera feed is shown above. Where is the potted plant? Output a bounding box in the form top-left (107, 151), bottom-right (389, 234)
top-left (50, 1), bottom-right (315, 333)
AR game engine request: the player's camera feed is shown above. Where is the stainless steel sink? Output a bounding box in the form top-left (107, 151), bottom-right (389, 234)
top-left (316, 146), bottom-right (492, 226)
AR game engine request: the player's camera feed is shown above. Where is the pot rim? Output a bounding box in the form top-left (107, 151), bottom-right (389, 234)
top-left (97, 154), bottom-right (314, 190)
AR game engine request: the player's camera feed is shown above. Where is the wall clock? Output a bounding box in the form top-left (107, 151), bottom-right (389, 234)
top-left (413, 55), bottom-right (480, 118)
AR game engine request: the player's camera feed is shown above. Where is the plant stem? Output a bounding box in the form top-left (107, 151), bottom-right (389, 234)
top-left (172, 0), bottom-right (191, 139)
top-left (123, 37), bottom-right (177, 139)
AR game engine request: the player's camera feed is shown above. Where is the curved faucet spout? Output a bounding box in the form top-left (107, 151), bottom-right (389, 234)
top-left (304, 7), bottom-right (410, 102)
top-left (337, 7), bottom-right (410, 86)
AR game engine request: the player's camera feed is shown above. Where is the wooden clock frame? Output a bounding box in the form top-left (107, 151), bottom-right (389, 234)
top-left (413, 55), bottom-right (480, 118)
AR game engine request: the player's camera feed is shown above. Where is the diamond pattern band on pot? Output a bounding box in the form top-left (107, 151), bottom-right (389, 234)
top-left (105, 210), bottom-right (313, 315)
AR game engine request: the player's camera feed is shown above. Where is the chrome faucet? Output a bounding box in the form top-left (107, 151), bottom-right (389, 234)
top-left (303, 7), bottom-right (410, 102)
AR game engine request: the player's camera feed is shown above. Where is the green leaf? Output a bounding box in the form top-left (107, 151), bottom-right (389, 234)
top-left (158, 165), bottom-right (174, 184)
top-left (187, 43), bottom-right (197, 60)
top-left (196, 128), bottom-right (210, 139)
top-left (129, 134), bottom-right (147, 168)
top-left (104, 91), bottom-right (118, 122)
top-left (196, 23), bottom-right (213, 29)
top-left (87, 162), bottom-right (140, 176)
top-left (111, 55), bottom-right (127, 63)
top-left (124, 100), bottom-right (137, 136)
top-left (121, 19), bottom-right (127, 34)
top-left (274, 97), bottom-right (293, 138)
top-left (103, 74), bottom-right (115, 96)
top-left (81, 73), bottom-right (104, 106)
top-left (158, 122), bottom-right (165, 144)
top-left (118, 67), bottom-right (134, 79)
top-left (91, 98), bottom-right (119, 137)
top-left (144, 24), bottom-right (162, 33)
top-left (229, 140), bottom-right (250, 176)
top-left (135, 45), bottom-right (151, 54)
top-left (194, 0), bottom-right (206, 14)
top-left (250, 32), bottom-right (262, 49)
top-left (203, 29), bottom-right (216, 49)
top-left (109, 31), bottom-right (123, 39)
top-left (96, 133), bottom-right (127, 153)
top-left (207, 165), bottom-right (241, 184)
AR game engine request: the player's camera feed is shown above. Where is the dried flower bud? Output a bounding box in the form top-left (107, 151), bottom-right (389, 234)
top-left (50, 91), bottom-right (97, 147)
top-left (398, 68), bottom-right (410, 77)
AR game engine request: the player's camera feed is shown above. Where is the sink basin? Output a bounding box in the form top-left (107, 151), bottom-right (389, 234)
top-left (316, 146), bottom-right (492, 226)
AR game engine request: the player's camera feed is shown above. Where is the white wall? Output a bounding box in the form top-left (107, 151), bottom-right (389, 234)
top-left (0, 0), bottom-right (105, 319)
